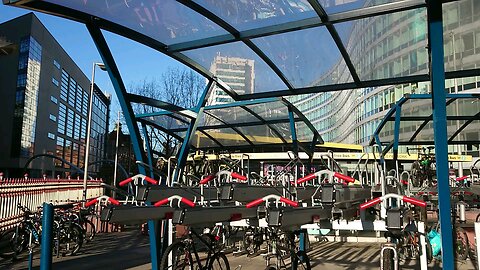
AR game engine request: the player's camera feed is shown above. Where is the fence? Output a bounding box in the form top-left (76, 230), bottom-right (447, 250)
top-left (0, 175), bottom-right (104, 231)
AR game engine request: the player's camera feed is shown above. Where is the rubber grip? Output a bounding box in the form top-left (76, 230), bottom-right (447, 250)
top-left (180, 197), bottom-right (195, 208)
top-left (402, 196), bottom-right (426, 208)
top-left (108, 197), bottom-right (121, 205)
top-left (85, 198), bottom-right (98, 207)
top-left (456, 176), bottom-right (468, 181)
top-left (279, 197), bottom-right (299, 207)
top-left (199, 175), bottom-right (215, 185)
top-left (246, 198), bottom-right (265, 208)
top-left (333, 172), bottom-right (355, 183)
top-left (144, 176), bottom-right (158, 185)
top-left (231, 172), bottom-right (247, 181)
top-left (360, 197), bottom-right (382, 210)
top-left (154, 198), bottom-right (170, 207)
top-left (118, 177), bottom-right (133, 186)
top-left (296, 173), bottom-right (317, 184)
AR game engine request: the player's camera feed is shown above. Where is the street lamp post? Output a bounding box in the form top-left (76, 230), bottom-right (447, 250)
top-left (83, 62), bottom-right (106, 205)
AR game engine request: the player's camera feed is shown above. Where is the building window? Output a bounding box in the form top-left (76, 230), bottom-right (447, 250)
top-left (52, 77), bottom-right (59, 87)
top-left (49, 114), bottom-right (57, 122)
top-left (60, 69), bottom-right (69, 101)
top-left (58, 103), bottom-right (66, 134)
top-left (53, 59), bottom-right (60, 69)
top-left (48, 133), bottom-right (55, 140)
top-left (50, 96), bottom-right (58, 104)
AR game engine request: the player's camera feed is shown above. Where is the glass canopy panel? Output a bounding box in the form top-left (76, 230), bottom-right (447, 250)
top-left (450, 120), bottom-right (480, 142)
top-left (206, 106), bottom-right (251, 125)
top-left (191, 131), bottom-right (221, 148)
top-left (337, 8), bottom-right (428, 81)
top-left (182, 42), bottom-right (288, 95)
top-left (43, 0), bottom-right (230, 45)
top-left (446, 98), bottom-right (480, 117)
top-left (322, 0), bottom-right (404, 15)
top-left (252, 26), bottom-right (352, 88)
top-left (399, 120), bottom-right (427, 142)
top-left (443, 0), bottom-right (480, 72)
top-left (400, 99), bottom-right (433, 118)
top-left (246, 101), bottom-right (290, 121)
top-left (193, 0), bottom-right (318, 32)
top-left (295, 121), bottom-right (313, 143)
top-left (270, 122), bottom-right (293, 143)
top-left (236, 125), bottom-right (285, 144)
top-left (142, 114), bottom-right (190, 131)
top-left (201, 128), bottom-right (252, 147)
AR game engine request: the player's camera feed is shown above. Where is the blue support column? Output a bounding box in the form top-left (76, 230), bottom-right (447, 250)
top-left (172, 81), bottom-right (215, 183)
top-left (288, 106), bottom-right (299, 157)
top-left (393, 106), bottom-right (402, 161)
top-left (427, 0), bottom-right (454, 267)
top-left (40, 203), bottom-right (53, 270)
top-left (85, 24), bottom-right (162, 269)
top-left (141, 123), bottom-right (155, 179)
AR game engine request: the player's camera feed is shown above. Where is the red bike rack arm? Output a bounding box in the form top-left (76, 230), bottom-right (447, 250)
top-left (118, 177), bottom-right (133, 187)
top-left (199, 175), bottom-right (215, 185)
top-left (246, 194), bottom-right (298, 208)
top-left (360, 194), bottom-right (426, 210)
top-left (154, 195), bottom-right (196, 208)
top-left (456, 176), bottom-right (469, 182)
top-left (333, 172), bottom-right (355, 183)
top-left (230, 172), bottom-right (247, 181)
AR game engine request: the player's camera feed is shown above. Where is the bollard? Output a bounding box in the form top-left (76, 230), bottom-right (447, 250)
top-left (40, 203), bottom-right (53, 270)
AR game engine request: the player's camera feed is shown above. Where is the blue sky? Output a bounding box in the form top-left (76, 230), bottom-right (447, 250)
top-left (0, 4), bottom-right (184, 128)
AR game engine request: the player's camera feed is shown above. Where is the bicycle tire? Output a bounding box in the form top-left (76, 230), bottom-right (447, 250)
top-left (292, 250), bottom-right (311, 270)
top-left (0, 228), bottom-right (17, 258)
top-left (382, 249), bottom-right (395, 270)
top-left (208, 252), bottom-right (230, 270)
top-left (58, 224), bottom-right (83, 256)
top-left (82, 219), bottom-right (96, 242)
top-left (160, 241), bottom-right (195, 270)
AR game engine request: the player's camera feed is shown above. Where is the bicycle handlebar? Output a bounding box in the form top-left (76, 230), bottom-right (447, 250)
top-left (359, 194), bottom-right (426, 210)
top-left (85, 196), bottom-right (120, 207)
top-left (153, 195), bottom-right (196, 208)
top-left (118, 174), bottom-right (158, 186)
top-left (246, 194), bottom-right (298, 208)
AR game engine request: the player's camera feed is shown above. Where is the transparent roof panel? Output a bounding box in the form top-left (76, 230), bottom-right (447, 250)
top-left (202, 128), bottom-right (252, 147)
top-left (191, 131), bottom-right (222, 148)
top-left (400, 99), bottom-right (433, 118)
top-left (206, 106), bottom-right (250, 125)
top-left (193, 0), bottom-right (318, 32)
top-left (252, 26), bottom-right (352, 88)
top-left (145, 114), bottom-right (189, 131)
top-left (271, 122), bottom-right (293, 143)
top-left (322, 0), bottom-right (404, 15)
top-left (295, 121), bottom-right (313, 142)
top-left (237, 125), bottom-right (285, 144)
top-left (44, 0), bottom-right (230, 45)
top-left (450, 120), bottom-right (480, 142)
top-left (182, 42), bottom-right (288, 94)
top-left (246, 102), bottom-right (290, 121)
top-left (399, 120), bottom-right (426, 142)
top-left (446, 98), bottom-right (480, 117)
top-left (338, 8), bottom-right (428, 81)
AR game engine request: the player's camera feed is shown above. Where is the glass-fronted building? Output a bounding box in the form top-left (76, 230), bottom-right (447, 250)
top-left (0, 13), bottom-right (110, 177)
top-left (291, 0), bottom-right (480, 156)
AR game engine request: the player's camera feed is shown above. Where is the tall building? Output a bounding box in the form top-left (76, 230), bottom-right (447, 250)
top-left (292, 0), bottom-right (480, 156)
top-left (0, 13), bottom-right (110, 177)
top-left (208, 54), bottom-right (255, 105)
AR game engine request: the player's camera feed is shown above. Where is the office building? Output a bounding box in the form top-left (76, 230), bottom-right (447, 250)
top-left (0, 13), bottom-right (110, 177)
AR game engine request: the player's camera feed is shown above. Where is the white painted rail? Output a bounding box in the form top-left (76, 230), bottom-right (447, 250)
top-left (0, 175), bottom-right (104, 231)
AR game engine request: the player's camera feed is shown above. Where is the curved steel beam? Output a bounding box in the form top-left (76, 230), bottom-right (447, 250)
top-left (281, 98), bottom-right (323, 144)
top-left (177, 0), bottom-right (294, 91)
top-left (204, 111), bottom-right (254, 146)
top-left (241, 106), bottom-right (288, 144)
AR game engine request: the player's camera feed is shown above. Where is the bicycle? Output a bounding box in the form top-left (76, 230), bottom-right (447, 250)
top-left (408, 146), bottom-right (436, 188)
top-left (264, 228), bottom-right (311, 270)
top-left (160, 227), bottom-right (230, 270)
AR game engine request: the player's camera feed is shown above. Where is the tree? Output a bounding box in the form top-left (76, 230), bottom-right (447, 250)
top-left (130, 67), bottom-right (205, 161)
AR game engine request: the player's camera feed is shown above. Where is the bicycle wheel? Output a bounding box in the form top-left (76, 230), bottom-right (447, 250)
top-left (208, 252), bottom-right (230, 270)
top-left (82, 219), bottom-right (96, 242)
top-left (382, 249), bottom-right (395, 270)
top-left (0, 228), bottom-right (18, 258)
top-left (455, 227), bottom-right (469, 260)
top-left (58, 224), bottom-right (83, 256)
top-left (160, 241), bottom-right (195, 270)
top-left (243, 228), bottom-right (261, 255)
top-left (292, 251), bottom-right (311, 270)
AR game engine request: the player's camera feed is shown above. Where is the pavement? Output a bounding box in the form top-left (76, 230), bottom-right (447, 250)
top-left (0, 229), bottom-right (477, 270)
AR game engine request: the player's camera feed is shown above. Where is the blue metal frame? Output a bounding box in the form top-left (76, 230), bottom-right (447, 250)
top-left (141, 123), bottom-right (155, 179)
top-left (392, 106), bottom-right (401, 161)
top-left (40, 203), bottom-right (53, 270)
top-left (288, 106), bottom-right (299, 157)
top-left (85, 23), bottom-right (166, 269)
top-left (427, 0), bottom-right (454, 266)
top-left (172, 80), bottom-right (215, 183)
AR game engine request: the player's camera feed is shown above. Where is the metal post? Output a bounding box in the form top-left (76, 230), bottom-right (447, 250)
top-left (427, 0), bottom-right (454, 267)
top-left (40, 203), bottom-right (53, 270)
top-left (418, 221), bottom-right (428, 270)
top-left (113, 111), bottom-right (121, 198)
top-left (83, 62), bottom-right (105, 205)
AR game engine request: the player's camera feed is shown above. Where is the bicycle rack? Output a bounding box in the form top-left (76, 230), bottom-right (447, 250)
top-left (380, 243), bottom-right (399, 270)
